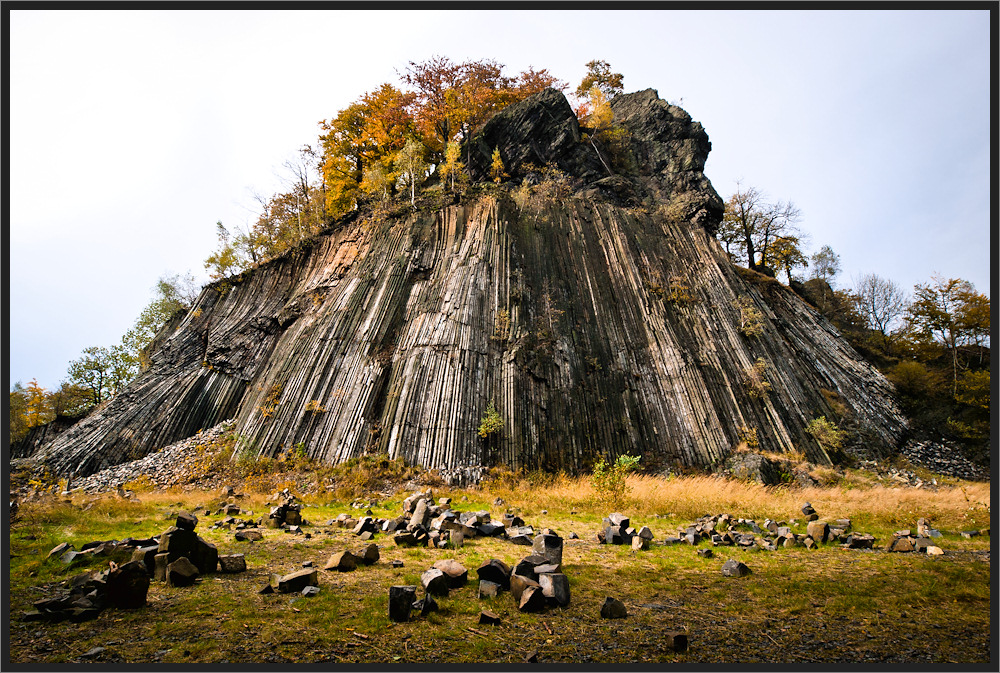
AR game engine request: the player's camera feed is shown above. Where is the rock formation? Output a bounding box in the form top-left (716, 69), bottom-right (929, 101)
top-left (28, 87), bottom-right (907, 478)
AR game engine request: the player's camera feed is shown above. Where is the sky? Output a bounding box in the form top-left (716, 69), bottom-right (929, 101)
top-left (7, 8), bottom-right (993, 391)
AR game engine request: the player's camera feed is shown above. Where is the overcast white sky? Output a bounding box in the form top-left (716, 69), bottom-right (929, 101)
top-left (8, 8), bottom-right (992, 391)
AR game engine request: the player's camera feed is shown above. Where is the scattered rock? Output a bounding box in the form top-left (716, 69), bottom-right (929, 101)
top-left (665, 631), bottom-right (688, 652)
top-left (420, 568), bottom-right (450, 596)
top-left (324, 551), bottom-right (358, 572)
top-left (479, 610), bottom-right (502, 625)
top-left (277, 568), bottom-right (318, 593)
top-left (432, 559), bottom-right (468, 588)
top-left (175, 511), bottom-right (198, 531)
top-left (389, 585), bottom-right (417, 622)
top-left (532, 533), bottom-right (564, 568)
top-left (888, 537), bottom-right (915, 553)
top-left (479, 580), bottom-right (502, 599)
top-left (518, 585), bottom-right (546, 613)
top-left (106, 560), bottom-right (150, 608)
top-left (806, 521), bottom-right (829, 544)
top-left (477, 559), bottom-right (512, 590)
top-left (218, 554), bottom-right (247, 573)
top-left (721, 559), bottom-right (751, 577)
top-left (413, 593), bottom-right (438, 616)
top-left (48, 542), bottom-right (73, 558)
top-left (538, 572), bottom-right (570, 607)
top-left (166, 557), bottom-right (200, 587)
top-left (600, 596), bottom-right (628, 619)
top-left (510, 574), bottom-right (541, 602)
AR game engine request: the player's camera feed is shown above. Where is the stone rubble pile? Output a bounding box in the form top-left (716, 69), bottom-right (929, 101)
top-left (22, 560), bottom-right (150, 623)
top-left (896, 439), bottom-right (988, 482)
top-left (388, 531), bottom-right (571, 623)
top-left (62, 421), bottom-right (237, 494)
top-left (322, 489), bottom-right (537, 552)
top-left (25, 510), bottom-right (248, 623)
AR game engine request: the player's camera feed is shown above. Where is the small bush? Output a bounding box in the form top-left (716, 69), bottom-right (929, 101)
top-left (591, 454), bottom-right (641, 508)
top-left (806, 416), bottom-right (846, 453)
top-left (478, 400), bottom-right (504, 439)
top-left (737, 425), bottom-right (759, 450)
top-left (743, 358), bottom-right (772, 399)
top-left (886, 360), bottom-right (940, 399)
top-left (258, 383), bottom-right (283, 418)
top-left (666, 275), bottom-right (696, 303)
top-left (492, 309), bottom-right (511, 342)
top-left (734, 296), bottom-right (764, 338)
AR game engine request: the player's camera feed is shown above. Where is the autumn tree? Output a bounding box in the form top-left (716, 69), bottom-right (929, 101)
top-left (810, 245), bottom-right (841, 285)
top-left (204, 221), bottom-right (250, 280)
top-left (23, 378), bottom-right (55, 429)
top-left (361, 162), bottom-right (393, 200)
top-left (490, 147), bottom-right (508, 184)
top-left (395, 137), bottom-right (429, 206)
top-left (440, 140), bottom-right (465, 193)
top-left (515, 66), bottom-right (565, 98)
top-left (767, 235), bottom-right (809, 283)
top-left (402, 56), bottom-right (565, 161)
top-left (907, 275), bottom-right (991, 395)
top-left (575, 59), bottom-right (624, 100)
top-left (9, 383), bottom-right (29, 443)
top-left (319, 83), bottom-right (416, 216)
top-left (401, 56), bottom-right (465, 156)
top-left (720, 184), bottom-right (802, 273)
top-left (47, 382), bottom-right (92, 418)
top-left (852, 273), bottom-right (909, 351)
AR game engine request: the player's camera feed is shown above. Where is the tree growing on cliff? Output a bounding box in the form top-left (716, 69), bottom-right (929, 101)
top-left (490, 147), bottom-right (507, 184)
top-left (575, 59), bottom-right (624, 100)
top-left (67, 346), bottom-right (131, 407)
top-left (810, 245), bottom-right (841, 285)
top-left (440, 140), bottom-right (465, 193)
top-left (767, 235), bottom-right (809, 283)
top-left (721, 184), bottom-right (802, 273)
top-left (852, 273), bottom-right (909, 351)
top-left (122, 273), bottom-right (199, 371)
top-left (395, 137), bottom-right (429, 206)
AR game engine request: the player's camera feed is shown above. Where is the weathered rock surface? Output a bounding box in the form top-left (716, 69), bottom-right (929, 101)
top-left (27, 88), bottom-right (907, 478)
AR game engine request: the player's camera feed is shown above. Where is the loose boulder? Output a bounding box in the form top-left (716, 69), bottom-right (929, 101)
top-left (389, 585), bottom-right (417, 622)
top-left (277, 568), bottom-right (318, 593)
top-left (601, 597), bottom-right (628, 619)
top-left (166, 557), bottom-right (200, 587)
top-left (432, 559), bottom-right (469, 588)
top-left (106, 560), bottom-right (150, 609)
top-left (218, 554), bottom-right (247, 573)
top-left (420, 568), bottom-right (450, 596)
top-left (721, 559), bottom-right (751, 577)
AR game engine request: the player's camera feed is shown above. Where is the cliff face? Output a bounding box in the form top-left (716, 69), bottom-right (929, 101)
top-left (33, 88), bottom-right (907, 478)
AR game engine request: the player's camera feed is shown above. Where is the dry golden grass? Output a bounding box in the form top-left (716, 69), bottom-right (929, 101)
top-left (472, 472), bottom-right (991, 533)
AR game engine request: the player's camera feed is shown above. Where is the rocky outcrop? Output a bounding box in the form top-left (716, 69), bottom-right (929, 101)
top-left (28, 88), bottom-right (907, 478)
top-left (10, 414), bottom-right (83, 460)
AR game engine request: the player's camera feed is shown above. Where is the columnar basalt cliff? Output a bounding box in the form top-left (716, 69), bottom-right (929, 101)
top-left (31, 88), bottom-right (907, 478)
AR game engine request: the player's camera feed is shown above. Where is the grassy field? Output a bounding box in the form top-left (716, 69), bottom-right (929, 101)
top-left (6, 464), bottom-right (992, 666)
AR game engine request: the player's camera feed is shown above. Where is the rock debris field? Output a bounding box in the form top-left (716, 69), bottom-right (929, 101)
top-left (22, 484), bottom-right (988, 634)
